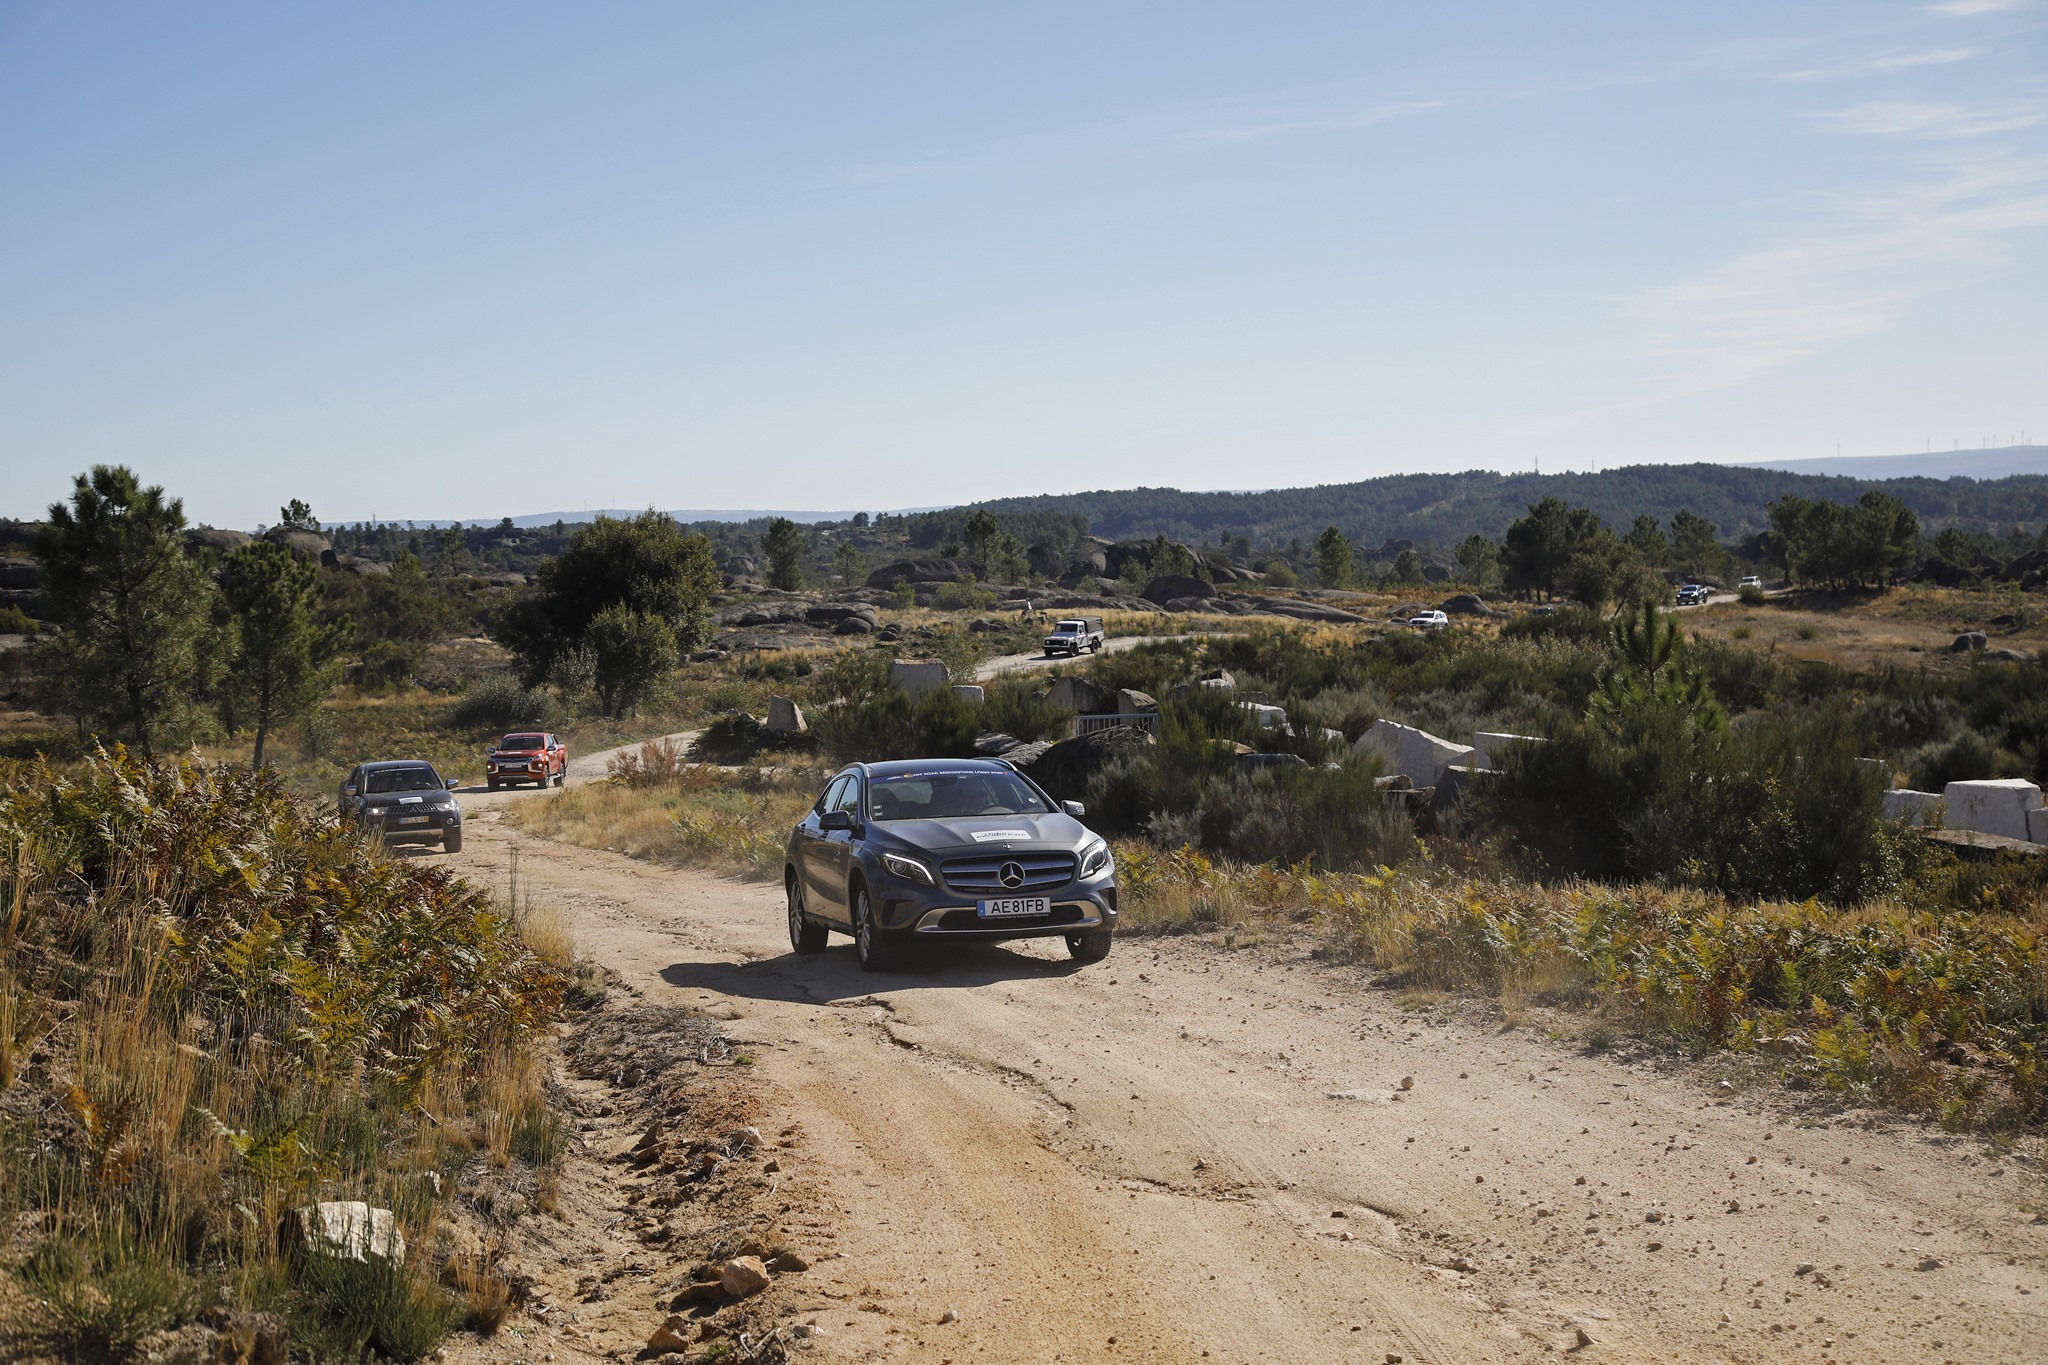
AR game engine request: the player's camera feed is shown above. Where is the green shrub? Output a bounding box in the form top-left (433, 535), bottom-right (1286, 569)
top-left (1482, 700), bottom-right (1903, 902)
top-left (1903, 728), bottom-right (2001, 790)
top-left (1737, 583), bottom-right (1767, 606)
top-left (812, 684), bottom-right (979, 761)
top-left (933, 577), bottom-right (998, 612)
top-left (1261, 560), bottom-right (1299, 587)
top-left (452, 674), bottom-right (564, 731)
top-left (0, 604), bottom-right (38, 633)
top-left (979, 679), bottom-right (1070, 742)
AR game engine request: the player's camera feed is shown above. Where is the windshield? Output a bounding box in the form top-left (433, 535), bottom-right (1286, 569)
top-left (366, 766), bottom-right (443, 794)
top-left (498, 734), bottom-right (544, 749)
top-left (868, 771), bottom-right (1053, 821)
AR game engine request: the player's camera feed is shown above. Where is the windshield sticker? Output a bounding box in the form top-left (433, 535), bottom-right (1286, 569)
top-left (970, 829), bottom-right (1031, 842)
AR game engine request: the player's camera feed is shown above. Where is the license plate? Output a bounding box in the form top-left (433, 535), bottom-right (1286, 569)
top-left (978, 896), bottom-right (1049, 919)
top-left (398, 816), bottom-right (429, 826)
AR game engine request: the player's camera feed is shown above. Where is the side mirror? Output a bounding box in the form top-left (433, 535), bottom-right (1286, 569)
top-left (820, 809), bottom-right (855, 832)
top-left (342, 785), bottom-right (357, 797)
top-left (1062, 800), bottom-right (1086, 818)
top-left (446, 778), bottom-right (459, 789)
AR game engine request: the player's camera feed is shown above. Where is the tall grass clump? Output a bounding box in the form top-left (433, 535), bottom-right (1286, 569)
top-left (0, 749), bottom-right (566, 1359)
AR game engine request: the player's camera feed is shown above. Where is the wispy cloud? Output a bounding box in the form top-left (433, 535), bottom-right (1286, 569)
top-left (1813, 99), bottom-right (2048, 138)
top-left (1626, 154), bottom-right (2048, 402)
top-left (836, 84), bottom-right (1453, 183)
top-left (1927, 0), bottom-right (2033, 15)
top-left (1772, 47), bottom-right (1977, 80)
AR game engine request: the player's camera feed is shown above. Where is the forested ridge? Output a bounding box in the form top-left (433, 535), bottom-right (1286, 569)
top-left (965, 464), bottom-right (2048, 547)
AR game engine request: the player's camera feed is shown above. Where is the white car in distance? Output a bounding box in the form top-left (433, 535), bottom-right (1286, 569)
top-left (1408, 610), bottom-right (1449, 629)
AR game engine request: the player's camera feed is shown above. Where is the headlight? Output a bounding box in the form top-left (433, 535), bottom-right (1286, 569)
top-left (881, 852), bottom-right (935, 885)
top-left (1080, 840), bottom-right (1112, 876)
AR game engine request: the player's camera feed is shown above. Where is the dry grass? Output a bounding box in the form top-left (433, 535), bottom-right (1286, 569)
top-left (1682, 585), bottom-right (2047, 672)
top-left (508, 761), bottom-right (821, 880)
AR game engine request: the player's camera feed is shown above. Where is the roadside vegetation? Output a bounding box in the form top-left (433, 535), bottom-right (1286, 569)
top-left (0, 750), bottom-right (569, 1360)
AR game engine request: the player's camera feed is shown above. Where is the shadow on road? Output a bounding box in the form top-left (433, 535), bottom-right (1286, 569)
top-left (658, 939), bottom-right (1087, 1007)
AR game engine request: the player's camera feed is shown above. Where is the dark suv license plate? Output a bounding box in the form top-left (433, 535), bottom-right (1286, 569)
top-left (978, 896), bottom-right (1050, 919)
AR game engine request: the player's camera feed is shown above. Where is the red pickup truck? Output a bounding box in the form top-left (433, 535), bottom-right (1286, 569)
top-left (486, 732), bottom-right (567, 789)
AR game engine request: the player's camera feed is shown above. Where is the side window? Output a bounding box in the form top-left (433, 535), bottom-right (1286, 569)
top-left (817, 776), bottom-right (850, 815)
top-left (830, 776), bottom-right (862, 816)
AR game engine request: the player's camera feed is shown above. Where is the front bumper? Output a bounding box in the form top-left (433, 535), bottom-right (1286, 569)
top-left (871, 863), bottom-right (1119, 941)
top-left (363, 807), bottom-right (462, 841)
top-left (488, 757), bottom-right (548, 780)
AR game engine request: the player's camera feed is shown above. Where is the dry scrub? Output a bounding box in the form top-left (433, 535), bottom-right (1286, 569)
top-left (0, 750), bottom-right (569, 1361)
top-left (508, 743), bottom-right (819, 881)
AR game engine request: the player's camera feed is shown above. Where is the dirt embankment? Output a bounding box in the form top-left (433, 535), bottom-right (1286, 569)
top-left (440, 782), bottom-right (2048, 1365)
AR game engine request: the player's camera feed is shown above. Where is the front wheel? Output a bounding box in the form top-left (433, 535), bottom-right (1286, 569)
top-left (787, 874), bottom-right (828, 955)
top-left (1066, 929), bottom-right (1111, 962)
top-left (852, 885), bottom-right (896, 972)
top-left (553, 768), bottom-right (565, 787)
top-left (443, 828), bottom-right (463, 854)
top-left (487, 779), bottom-right (500, 791)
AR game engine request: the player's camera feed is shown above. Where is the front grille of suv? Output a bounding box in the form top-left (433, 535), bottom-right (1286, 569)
top-left (941, 851), bottom-right (1077, 893)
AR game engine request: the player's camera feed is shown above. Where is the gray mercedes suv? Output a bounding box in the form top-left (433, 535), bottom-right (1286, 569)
top-left (783, 758), bottom-right (1117, 970)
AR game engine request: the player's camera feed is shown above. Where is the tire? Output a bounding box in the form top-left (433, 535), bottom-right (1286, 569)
top-left (1089, 640), bottom-right (1101, 653)
top-left (553, 768), bottom-right (565, 787)
top-left (487, 779), bottom-right (500, 791)
top-left (851, 884), bottom-right (896, 972)
top-left (786, 873), bottom-right (828, 955)
top-left (1066, 929), bottom-right (1112, 963)
top-left (443, 828), bottom-right (463, 854)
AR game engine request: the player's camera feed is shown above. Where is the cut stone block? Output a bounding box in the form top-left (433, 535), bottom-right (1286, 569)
top-left (889, 660), bottom-right (951, 701)
top-left (1240, 701), bottom-right (1288, 730)
top-left (952, 684), bottom-right (984, 704)
top-left (1356, 718), bottom-right (1475, 787)
top-left (1941, 779), bottom-right (2044, 843)
top-left (764, 696), bottom-right (807, 733)
top-left (1043, 676), bottom-right (1105, 713)
top-left (2032, 806), bottom-right (2048, 845)
top-left (1470, 732), bottom-right (1545, 771)
top-left (1881, 790), bottom-right (1944, 826)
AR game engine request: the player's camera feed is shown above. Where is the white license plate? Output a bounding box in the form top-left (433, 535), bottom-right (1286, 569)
top-left (978, 896), bottom-right (1050, 919)
top-left (398, 816), bottom-right (430, 826)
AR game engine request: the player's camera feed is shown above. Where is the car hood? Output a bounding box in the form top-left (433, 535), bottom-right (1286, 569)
top-left (360, 791), bottom-right (456, 810)
top-left (873, 812), bottom-right (1092, 856)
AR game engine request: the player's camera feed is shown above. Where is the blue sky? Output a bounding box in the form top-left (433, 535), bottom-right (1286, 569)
top-left (2, 2), bottom-right (2044, 528)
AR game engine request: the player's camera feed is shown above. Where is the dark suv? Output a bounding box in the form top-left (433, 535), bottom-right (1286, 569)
top-left (783, 759), bottom-right (1117, 970)
top-left (339, 760), bottom-right (464, 853)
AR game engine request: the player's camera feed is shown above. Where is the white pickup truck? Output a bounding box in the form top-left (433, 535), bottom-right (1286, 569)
top-left (1043, 616), bottom-right (1105, 657)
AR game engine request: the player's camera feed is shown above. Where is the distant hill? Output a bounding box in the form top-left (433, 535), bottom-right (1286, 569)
top-left (1735, 445), bottom-right (2048, 482)
top-left (346, 506), bottom-right (945, 530)
top-left (962, 461), bottom-right (2048, 548)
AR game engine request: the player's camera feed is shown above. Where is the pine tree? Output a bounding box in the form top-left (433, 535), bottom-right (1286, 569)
top-left (220, 540), bottom-right (348, 767)
top-left (34, 466), bottom-right (220, 755)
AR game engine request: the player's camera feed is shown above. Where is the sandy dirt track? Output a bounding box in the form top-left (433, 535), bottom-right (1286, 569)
top-left (446, 766), bottom-right (2048, 1364)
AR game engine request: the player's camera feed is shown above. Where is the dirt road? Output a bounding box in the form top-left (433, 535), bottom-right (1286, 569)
top-left (448, 766), bottom-right (2048, 1364)
top-left (973, 633), bottom-right (1187, 682)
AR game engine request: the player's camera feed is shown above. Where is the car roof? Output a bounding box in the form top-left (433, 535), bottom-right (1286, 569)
top-left (858, 758), bottom-right (1016, 778)
top-left (359, 759), bottom-right (439, 771)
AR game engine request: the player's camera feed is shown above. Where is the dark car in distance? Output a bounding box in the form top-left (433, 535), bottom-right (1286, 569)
top-left (338, 759), bottom-right (464, 853)
top-left (784, 759), bottom-right (1117, 971)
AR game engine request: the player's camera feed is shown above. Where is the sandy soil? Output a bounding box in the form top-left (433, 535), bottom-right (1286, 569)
top-left (445, 760), bottom-right (2048, 1365)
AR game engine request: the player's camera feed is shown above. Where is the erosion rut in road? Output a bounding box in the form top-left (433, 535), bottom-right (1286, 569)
top-left (451, 778), bottom-right (2048, 1364)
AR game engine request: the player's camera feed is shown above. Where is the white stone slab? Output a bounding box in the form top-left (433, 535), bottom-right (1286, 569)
top-left (1356, 718), bottom-right (1475, 787)
top-left (2031, 805), bottom-right (2048, 846)
top-left (889, 660), bottom-right (951, 701)
top-left (1941, 779), bottom-right (2044, 843)
top-left (1880, 789), bottom-right (1944, 826)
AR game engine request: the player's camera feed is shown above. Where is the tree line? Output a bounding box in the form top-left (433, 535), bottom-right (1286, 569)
top-left (24, 467), bottom-right (732, 763)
